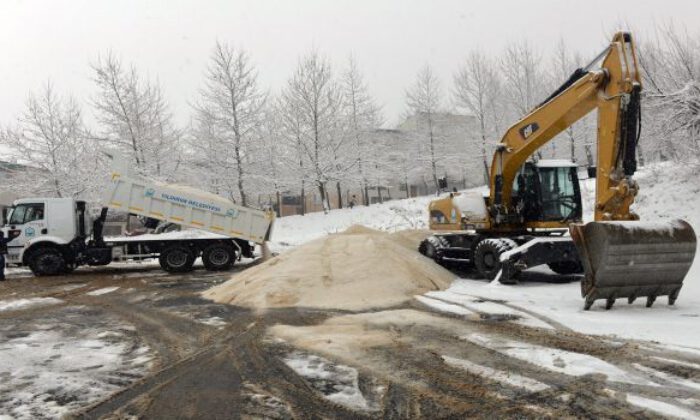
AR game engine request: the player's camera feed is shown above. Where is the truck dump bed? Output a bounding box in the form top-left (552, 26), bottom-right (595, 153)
top-left (102, 155), bottom-right (274, 244)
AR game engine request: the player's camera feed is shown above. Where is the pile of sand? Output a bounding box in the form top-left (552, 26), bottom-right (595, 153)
top-left (202, 226), bottom-right (454, 312)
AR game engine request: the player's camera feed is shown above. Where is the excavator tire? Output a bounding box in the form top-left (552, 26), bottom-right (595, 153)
top-left (571, 219), bottom-right (697, 310)
top-left (474, 238), bottom-right (519, 284)
top-left (419, 236), bottom-right (445, 263)
top-left (547, 261), bottom-right (584, 275)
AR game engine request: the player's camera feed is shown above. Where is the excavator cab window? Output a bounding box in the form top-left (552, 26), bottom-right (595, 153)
top-left (511, 164), bottom-right (582, 223)
top-left (536, 166), bottom-right (582, 222)
top-left (512, 163), bottom-right (541, 221)
top-left (430, 210), bottom-right (448, 224)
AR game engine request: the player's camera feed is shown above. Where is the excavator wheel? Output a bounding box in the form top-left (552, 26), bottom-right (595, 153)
top-left (473, 238), bottom-right (519, 284)
top-left (418, 238), bottom-right (437, 260)
top-left (571, 219), bottom-right (697, 310)
top-left (547, 261), bottom-right (584, 275)
top-left (419, 236), bottom-right (447, 264)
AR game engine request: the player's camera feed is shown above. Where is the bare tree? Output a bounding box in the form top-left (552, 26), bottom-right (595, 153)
top-left (251, 103), bottom-right (291, 215)
top-left (277, 93), bottom-right (308, 215)
top-left (500, 40), bottom-right (548, 115)
top-left (0, 82), bottom-right (101, 199)
top-left (639, 24), bottom-right (700, 166)
top-left (341, 55), bottom-right (382, 206)
top-left (500, 40), bottom-right (549, 159)
top-left (192, 42), bottom-right (267, 206)
top-left (453, 50), bottom-right (502, 183)
top-left (406, 64), bottom-right (443, 192)
top-left (280, 50), bottom-right (344, 213)
top-left (551, 39), bottom-right (594, 164)
top-left (91, 52), bottom-right (182, 180)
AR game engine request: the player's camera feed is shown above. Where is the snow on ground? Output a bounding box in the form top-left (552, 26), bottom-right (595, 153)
top-left (197, 316), bottom-right (228, 328)
top-left (436, 274), bottom-right (700, 348)
top-left (86, 286), bottom-right (120, 296)
top-left (283, 351), bottom-right (374, 411)
top-left (423, 290), bottom-right (556, 330)
top-left (463, 333), bottom-right (655, 386)
top-left (633, 363), bottom-right (700, 392)
top-left (414, 295), bottom-right (474, 316)
top-left (626, 394), bottom-right (700, 420)
top-left (0, 297), bottom-right (62, 312)
top-left (0, 317), bottom-right (153, 419)
top-left (442, 355), bottom-right (550, 392)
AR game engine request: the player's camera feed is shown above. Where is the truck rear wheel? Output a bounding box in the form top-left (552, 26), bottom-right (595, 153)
top-left (29, 247), bottom-right (68, 276)
top-left (202, 244), bottom-right (236, 271)
top-left (159, 246), bottom-right (195, 273)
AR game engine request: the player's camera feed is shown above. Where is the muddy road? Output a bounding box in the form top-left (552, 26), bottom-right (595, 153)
top-left (0, 263), bottom-right (699, 419)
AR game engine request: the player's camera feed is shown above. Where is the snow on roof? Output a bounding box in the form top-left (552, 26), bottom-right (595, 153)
top-left (536, 159), bottom-right (578, 168)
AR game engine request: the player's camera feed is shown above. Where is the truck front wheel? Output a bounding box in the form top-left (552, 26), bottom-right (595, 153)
top-left (159, 246), bottom-right (195, 273)
top-left (202, 244), bottom-right (236, 271)
top-left (29, 247), bottom-right (68, 276)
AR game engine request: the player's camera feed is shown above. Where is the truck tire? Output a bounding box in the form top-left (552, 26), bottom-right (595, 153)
top-left (547, 261), bottom-right (584, 275)
top-left (29, 247), bottom-right (68, 276)
top-left (159, 245), bottom-right (195, 273)
top-left (473, 238), bottom-right (518, 283)
top-left (202, 243), bottom-right (236, 271)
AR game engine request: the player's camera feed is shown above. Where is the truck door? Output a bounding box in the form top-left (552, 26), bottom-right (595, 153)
top-left (5, 202), bottom-right (47, 264)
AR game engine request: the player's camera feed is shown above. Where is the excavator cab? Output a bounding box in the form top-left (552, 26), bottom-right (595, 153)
top-left (512, 161), bottom-right (582, 225)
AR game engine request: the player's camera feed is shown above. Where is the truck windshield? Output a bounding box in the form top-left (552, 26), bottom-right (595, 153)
top-left (4, 207), bottom-right (13, 225)
top-left (8, 203), bottom-right (45, 225)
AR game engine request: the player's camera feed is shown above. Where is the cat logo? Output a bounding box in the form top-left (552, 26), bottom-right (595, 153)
top-left (519, 122), bottom-right (539, 140)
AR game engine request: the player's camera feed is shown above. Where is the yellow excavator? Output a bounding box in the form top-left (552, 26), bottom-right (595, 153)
top-left (419, 32), bottom-right (697, 310)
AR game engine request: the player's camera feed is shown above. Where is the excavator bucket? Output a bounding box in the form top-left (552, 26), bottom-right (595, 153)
top-left (570, 220), bottom-right (697, 310)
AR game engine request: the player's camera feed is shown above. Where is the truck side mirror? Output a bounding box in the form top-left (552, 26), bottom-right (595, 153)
top-left (587, 166), bottom-right (597, 179)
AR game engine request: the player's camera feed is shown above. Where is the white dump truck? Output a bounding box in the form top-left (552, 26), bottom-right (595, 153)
top-left (1, 154), bottom-right (275, 276)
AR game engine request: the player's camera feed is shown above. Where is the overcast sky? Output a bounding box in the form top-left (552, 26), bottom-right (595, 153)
top-left (0, 0), bottom-right (697, 132)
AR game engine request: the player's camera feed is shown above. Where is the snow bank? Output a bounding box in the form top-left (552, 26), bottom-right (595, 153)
top-left (270, 196), bottom-right (431, 251)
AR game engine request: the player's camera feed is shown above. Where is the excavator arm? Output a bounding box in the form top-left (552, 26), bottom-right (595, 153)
top-left (490, 32), bottom-right (641, 223)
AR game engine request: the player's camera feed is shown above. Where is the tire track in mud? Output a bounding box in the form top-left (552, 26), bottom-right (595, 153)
top-left (77, 314), bottom-right (368, 419)
top-left (4, 264), bottom-right (699, 418)
top-left (421, 292), bottom-right (570, 332)
top-left (402, 304), bottom-right (700, 413)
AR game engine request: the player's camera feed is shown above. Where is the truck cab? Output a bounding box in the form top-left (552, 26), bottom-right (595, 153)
top-left (2, 198), bottom-right (87, 270)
